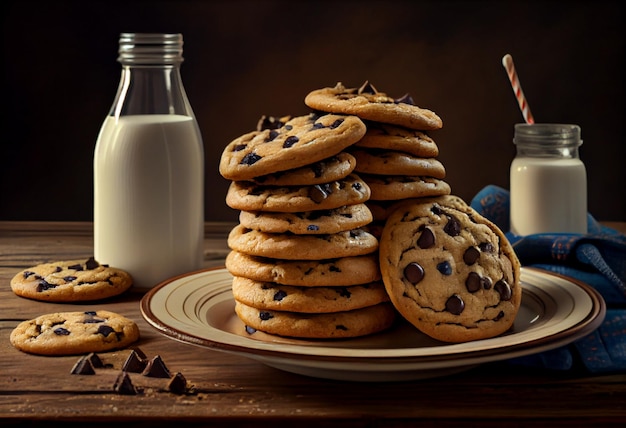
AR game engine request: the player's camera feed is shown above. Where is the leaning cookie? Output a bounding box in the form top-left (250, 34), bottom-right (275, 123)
top-left (10, 310), bottom-right (140, 355)
top-left (235, 301), bottom-right (396, 339)
top-left (11, 257), bottom-right (133, 302)
top-left (304, 81), bottom-right (443, 131)
top-left (379, 195), bottom-right (521, 343)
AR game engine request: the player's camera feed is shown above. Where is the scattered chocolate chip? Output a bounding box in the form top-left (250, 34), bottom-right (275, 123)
top-left (416, 227), bottom-right (435, 249)
top-left (494, 280), bottom-right (512, 301)
top-left (167, 372), bottom-right (188, 394)
top-left (122, 350), bottom-right (147, 373)
top-left (445, 294), bottom-right (465, 315)
top-left (113, 371), bottom-right (137, 395)
top-left (85, 352), bottom-right (104, 368)
top-left (241, 152), bottom-right (262, 166)
top-left (273, 290), bottom-right (287, 302)
top-left (463, 247), bottom-right (480, 265)
top-left (54, 327), bottom-right (70, 336)
top-left (437, 261), bottom-right (452, 275)
top-left (404, 262), bottom-right (425, 284)
top-left (142, 355), bottom-right (171, 378)
top-left (70, 356), bottom-right (96, 375)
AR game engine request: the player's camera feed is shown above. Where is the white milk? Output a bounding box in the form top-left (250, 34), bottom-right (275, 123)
top-left (94, 114), bottom-right (204, 289)
top-left (510, 157), bottom-right (587, 235)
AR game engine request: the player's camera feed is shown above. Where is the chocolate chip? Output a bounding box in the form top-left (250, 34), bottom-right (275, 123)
top-left (259, 311), bottom-right (273, 321)
top-left (309, 185), bottom-right (329, 203)
top-left (329, 119), bottom-right (344, 129)
top-left (273, 290), bottom-right (287, 301)
top-left (37, 279), bottom-right (56, 292)
top-left (311, 122), bottom-right (325, 130)
top-left (63, 276), bottom-right (77, 282)
top-left (307, 225), bottom-right (320, 231)
top-left (479, 242), bottom-right (494, 253)
top-left (494, 280), bottom-right (512, 301)
top-left (404, 262), bottom-right (424, 284)
top-left (358, 81), bottom-right (377, 94)
top-left (96, 325), bottom-right (115, 337)
top-left (71, 356), bottom-right (96, 375)
top-left (463, 247), bottom-right (480, 265)
top-left (54, 266), bottom-right (62, 273)
top-left (466, 272), bottom-right (482, 292)
top-left (233, 144), bottom-right (247, 152)
top-left (245, 325), bottom-right (257, 334)
top-left (85, 352), bottom-right (104, 368)
top-left (241, 152), bottom-right (262, 166)
top-left (142, 355), bottom-right (171, 378)
top-left (335, 324), bottom-right (349, 331)
top-left (395, 93), bottom-right (415, 105)
top-left (437, 261), bottom-right (452, 275)
top-left (84, 311), bottom-right (97, 316)
top-left (445, 294), bottom-right (465, 315)
top-left (68, 263), bottom-right (83, 270)
top-left (337, 287), bottom-right (351, 298)
top-left (122, 350), bottom-right (147, 373)
top-left (23, 271), bottom-right (36, 279)
top-left (85, 257), bottom-right (99, 270)
top-left (54, 327), bottom-right (71, 336)
top-left (283, 135), bottom-right (299, 148)
top-left (113, 372), bottom-right (137, 395)
top-left (417, 227), bottom-right (435, 249)
top-left (443, 215), bottom-right (461, 236)
top-left (167, 372), bottom-right (188, 394)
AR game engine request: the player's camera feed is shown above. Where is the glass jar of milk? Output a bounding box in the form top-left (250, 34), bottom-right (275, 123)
top-left (94, 33), bottom-right (204, 290)
top-left (509, 123), bottom-right (587, 236)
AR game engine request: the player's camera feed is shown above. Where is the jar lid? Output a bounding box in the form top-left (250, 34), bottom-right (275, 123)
top-left (117, 33), bottom-right (183, 65)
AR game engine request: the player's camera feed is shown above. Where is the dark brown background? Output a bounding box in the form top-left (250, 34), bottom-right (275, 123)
top-left (2, 0), bottom-right (624, 224)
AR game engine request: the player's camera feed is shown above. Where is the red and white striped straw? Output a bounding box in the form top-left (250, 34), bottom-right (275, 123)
top-left (502, 54), bottom-right (535, 124)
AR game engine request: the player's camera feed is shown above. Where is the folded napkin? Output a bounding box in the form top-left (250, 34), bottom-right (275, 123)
top-left (470, 185), bottom-right (626, 373)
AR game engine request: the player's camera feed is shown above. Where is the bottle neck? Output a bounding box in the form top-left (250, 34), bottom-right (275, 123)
top-left (109, 33), bottom-right (194, 118)
top-left (514, 123), bottom-right (582, 159)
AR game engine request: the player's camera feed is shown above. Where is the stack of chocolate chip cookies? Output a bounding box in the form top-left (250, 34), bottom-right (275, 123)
top-left (304, 81), bottom-right (451, 236)
top-left (219, 112), bottom-right (397, 339)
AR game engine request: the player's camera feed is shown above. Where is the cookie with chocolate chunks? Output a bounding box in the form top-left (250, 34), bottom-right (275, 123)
top-left (219, 112), bottom-right (366, 181)
top-left (232, 276), bottom-right (389, 313)
top-left (379, 195), bottom-right (521, 343)
top-left (362, 174), bottom-right (451, 201)
top-left (227, 225), bottom-right (378, 260)
top-left (304, 81), bottom-right (443, 131)
top-left (225, 251), bottom-right (381, 286)
top-left (10, 310), bottom-right (140, 355)
top-left (350, 148), bottom-right (447, 178)
top-left (251, 152), bottom-right (357, 186)
top-left (11, 257), bottom-right (133, 302)
top-left (238, 203), bottom-right (373, 235)
top-left (235, 301), bottom-right (396, 339)
top-left (226, 174), bottom-right (371, 213)
top-left (354, 122), bottom-right (440, 157)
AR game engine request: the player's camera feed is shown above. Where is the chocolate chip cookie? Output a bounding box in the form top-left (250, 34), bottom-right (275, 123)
top-left (251, 152), bottom-right (356, 186)
top-left (11, 257), bottom-right (133, 302)
top-left (379, 195), bottom-right (521, 343)
top-left (10, 310), bottom-right (140, 355)
top-left (304, 81), bottom-right (443, 131)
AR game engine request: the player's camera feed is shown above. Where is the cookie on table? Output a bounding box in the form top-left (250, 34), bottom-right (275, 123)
top-left (379, 195), bottom-right (522, 343)
top-left (232, 276), bottom-right (389, 313)
top-left (350, 149), bottom-right (447, 178)
top-left (362, 174), bottom-right (451, 201)
top-left (10, 310), bottom-right (140, 355)
top-left (219, 112), bottom-right (366, 181)
top-left (354, 122), bottom-right (439, 157)
top-left (304, 81), bottom-right (443, 131)
top-left (238, 203), bottom-right (373, 235)
top-left (236, 301), bottom-right (396, 339)
top-left (226, 174), bottom-right (371, 213)
top-left (227, 225), bottom-right (378, 260)
top-left (251, 152), bottom-right (356, 186)
top-left (225, 251), bottom-right (381, 286)
top-left (10, 257), bottom-right (133, 302)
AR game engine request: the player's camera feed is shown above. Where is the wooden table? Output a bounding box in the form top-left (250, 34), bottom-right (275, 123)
top-left (1, 221), bottom-right (625, 427)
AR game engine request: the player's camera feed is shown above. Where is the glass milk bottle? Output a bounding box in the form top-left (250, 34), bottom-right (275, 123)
top-left (509, 123), bottom-right (587, 236)
top-left (94, 33), bottom-right (204, 290)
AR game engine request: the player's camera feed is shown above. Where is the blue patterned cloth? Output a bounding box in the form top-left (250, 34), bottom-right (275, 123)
top-left (471, 185), bottom-right (626, 373)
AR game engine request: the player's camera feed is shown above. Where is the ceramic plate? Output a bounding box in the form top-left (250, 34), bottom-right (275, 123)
top-left (141, 267), bottom-right (605, 382)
